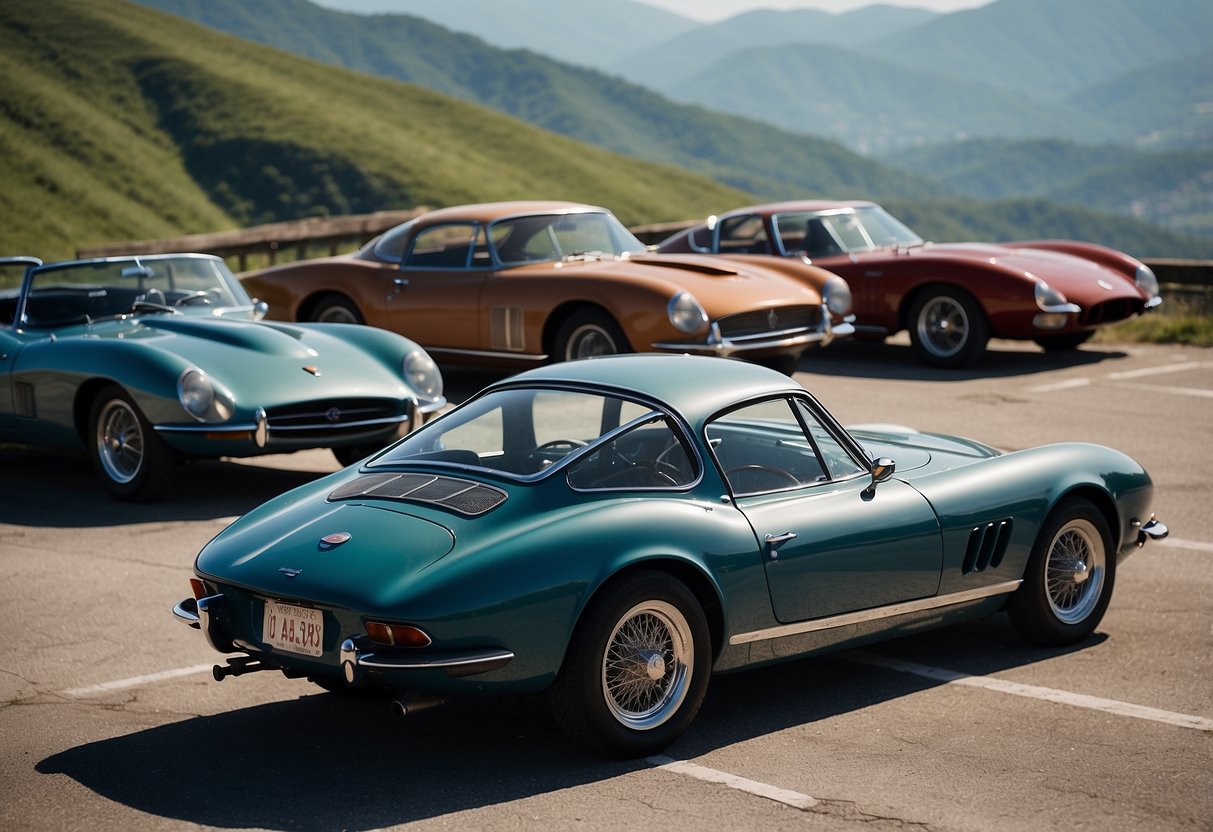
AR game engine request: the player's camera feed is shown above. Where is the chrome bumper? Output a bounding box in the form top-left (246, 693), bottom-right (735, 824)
top-left (654, 308), bottom-right (854, 357)
top-left (1134, 515), bottom-right (1168, 547)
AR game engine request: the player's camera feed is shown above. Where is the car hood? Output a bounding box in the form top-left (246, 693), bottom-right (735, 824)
top-left (847, 424), bottom-right (1001, 475)
top-left (196, 498), bottom-right (455, 614)
top-left (88, 315), bottom-right (410, 408)
top-left (898, 243), bottom-right (1141, 300)
top-left (538, 253), bottom-right (825, 309)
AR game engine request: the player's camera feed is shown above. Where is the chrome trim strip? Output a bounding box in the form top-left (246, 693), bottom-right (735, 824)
top-left (356, 647), bottom-right (515, 672)
top-left (172, 598), bottom-right (201, 628)
top-left (265, 415), bottom-right (409, 432)
top-left (728, 580), bottom-right (1022, 646)
top-left (428, 346), bottom-right (549, 362)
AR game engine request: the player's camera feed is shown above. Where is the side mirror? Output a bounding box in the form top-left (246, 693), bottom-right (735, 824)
top-left (252, 299), bottom-right (269, 321)
top-left (863, 457), bottom-right (896, 498)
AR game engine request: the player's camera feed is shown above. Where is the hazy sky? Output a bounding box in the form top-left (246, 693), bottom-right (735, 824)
top-left (645, 0), bottom-right (992, 21)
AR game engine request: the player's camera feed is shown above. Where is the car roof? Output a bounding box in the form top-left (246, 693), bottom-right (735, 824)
top-left (493, 354), bottom-right (803, 423)
top-left (415, 201), bottom-right (608, 227)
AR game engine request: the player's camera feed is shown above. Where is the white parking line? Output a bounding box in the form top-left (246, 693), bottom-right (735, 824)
top-left (1025, 378), bottom-right (1091, 393)
top-left (1108, 361), bottom-right (1211, 380)
top-left (648, 755), bottom-right (816, 810)
top-left (1112, 380), bottom-right (1213, 399)
top-left (843, 652), bottom-right (1213, 732)
top-left (1159, 536), bottom-right (1213, 554)
top-left (61, 664), bottom-right (213, 698)
top-left (1027, 361), bottom-right (1213, 396)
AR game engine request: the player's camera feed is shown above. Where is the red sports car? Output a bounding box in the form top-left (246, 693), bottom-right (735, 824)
top-left (657, 200), bottom-right (1163, 367)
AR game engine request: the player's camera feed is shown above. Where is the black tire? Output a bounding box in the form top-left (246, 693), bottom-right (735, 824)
top-left (1008, 497), bottom-right (1116, 646)
top-left (907, 287), bottom-right (989, 368)
top-left (548, 570), bottom-right (711, 757)
top-left (553, 309), bottom-right (629, 363)
top-left (88, 384), bottom-right (177, 501)
top-left (309, 292), bottom-right (364, 325)
top-left (1035, 331), bottom-right (1095, 351)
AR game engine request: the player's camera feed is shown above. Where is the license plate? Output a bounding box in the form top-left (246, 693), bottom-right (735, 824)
top-left (263, 601), bottom-right (324, 657)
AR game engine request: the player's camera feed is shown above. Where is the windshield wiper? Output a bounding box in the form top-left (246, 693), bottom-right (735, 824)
top-left (128, 300), bottom-right (182, 315)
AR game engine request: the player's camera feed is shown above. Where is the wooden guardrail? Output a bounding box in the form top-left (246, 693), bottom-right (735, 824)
top-left (77, 210), bottom-right (1211, 291)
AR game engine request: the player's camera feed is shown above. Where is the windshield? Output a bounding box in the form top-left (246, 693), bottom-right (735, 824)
top-left (372, 386), bottom-right (697, 488)
top-left (490, 211), bottom-right (646, 266)
top-left (19, 255), bottom-right (250, 328)
top-left (774, 205), bottom-right (923, 257)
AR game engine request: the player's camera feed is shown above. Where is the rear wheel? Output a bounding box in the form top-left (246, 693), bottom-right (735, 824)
top-left (309, 293), bottom-right (364, 325)
top-left (548, 571), bottom-right (710, 757)
top-left (908, 287), bottom-right (989, 367)
top-left (1008, 497), bottom-right (1115, 646)
top-left (89, 385), bottom-right (176, 501)
top-left (553, 309), bottom-right (629, 363)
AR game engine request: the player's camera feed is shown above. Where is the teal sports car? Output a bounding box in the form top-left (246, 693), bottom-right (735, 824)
top-left (172, 354), bottom-right (1166, 756)
top-left (0, 254), bottom-right (445, 499)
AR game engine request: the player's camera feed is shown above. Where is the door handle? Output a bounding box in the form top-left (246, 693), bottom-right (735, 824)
top-left (393, 277), bottom-right (409, 288)
top-left (764, 531), bottom-right (797, 559)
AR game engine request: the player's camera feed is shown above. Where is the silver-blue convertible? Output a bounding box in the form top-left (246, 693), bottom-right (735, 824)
top-left (173, 354), bottom-right (1166, 755)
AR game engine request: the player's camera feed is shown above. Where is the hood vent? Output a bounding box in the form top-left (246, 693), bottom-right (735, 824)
top-left (328, 472), bottom-right (507, 516)
top-left (961, 519), bottom-right (1012, 575)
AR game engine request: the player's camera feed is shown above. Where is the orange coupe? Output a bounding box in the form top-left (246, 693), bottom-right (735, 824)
top-left (241, 202), bottom-right (854, 372)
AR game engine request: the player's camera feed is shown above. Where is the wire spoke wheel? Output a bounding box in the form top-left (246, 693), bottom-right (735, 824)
top-left (601, 600), bottom-right (693, 730)
top-left (96, 398), bottom-right (145, 484)
top-left (1044, 518), bottom-right (1105, 625)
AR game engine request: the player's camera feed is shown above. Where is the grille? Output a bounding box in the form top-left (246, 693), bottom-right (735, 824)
top-left (265, 398), bottom-right (403, 437)
top-left (717, 305), bottom-right (821, 340)
top-left (961, 519), bottom-right (1012, 575)
top-left (328, 473), bottom-right (507, 516)
top-left (1080, 298), bottom-right (1143, 326)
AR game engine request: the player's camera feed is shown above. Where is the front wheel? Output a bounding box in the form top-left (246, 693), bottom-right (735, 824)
top-left (907, 287), bottom-right (989, 368)
top-left (1008, 497), bottom-right (1115, 646)
top-left (553, 309), bottom-right (629, 363)
top-left (89, 385), bottom-right (177, 501)
top-left (308, 293), bottom-right (365, 325)
top-left (548, 571), bottom-right (710, 757)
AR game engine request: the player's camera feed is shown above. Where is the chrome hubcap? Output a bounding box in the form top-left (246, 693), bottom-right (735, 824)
top-left (96, 399), bottom-right (143, 484)
top-left (567, 324), bottom-right (617, 360)
top-left (917, 296), bottom-right (969, 357)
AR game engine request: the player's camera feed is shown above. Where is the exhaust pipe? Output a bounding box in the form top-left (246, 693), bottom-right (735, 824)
top-left (390, 694), bottom-right (445, 717)
top-left (212, 656), bottom-right (271, 681)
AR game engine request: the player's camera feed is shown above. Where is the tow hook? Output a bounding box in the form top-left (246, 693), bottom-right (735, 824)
top-left (212, 656), bottom-right (271, 681)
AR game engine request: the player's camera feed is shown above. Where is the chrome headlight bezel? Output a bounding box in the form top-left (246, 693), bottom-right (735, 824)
top-left (1135, 264), bottom-right (1160, 299)
top-left (177, 368), bottom-right (234, 423)
top-left (823, 276), bottom-right (853, 318)
top-left (404, 349), bottom-right (443, 401)
top-left (668, 291), bottom-right (709, 334)
top-left (1034, 280), bottom-right (1071, 311)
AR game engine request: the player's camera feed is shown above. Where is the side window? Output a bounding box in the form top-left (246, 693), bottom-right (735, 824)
top-left (793, 399), bottom-right (865, 480)
top-left (706, 398), bottom-right (828, 495)
top-left (718, 215), bottom-right (770, 255)
top-left (371, 222), bottom-right (414, 263)
top-left (405, 223), bottom-right (477, 269)
top-left (568, 416), bottom-right (696, 490)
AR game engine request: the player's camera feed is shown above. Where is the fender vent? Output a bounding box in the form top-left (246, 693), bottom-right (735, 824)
top-left (962, 519), bottom-right (1012, 574)
top-left (328, 472), bottom-right (507, 516)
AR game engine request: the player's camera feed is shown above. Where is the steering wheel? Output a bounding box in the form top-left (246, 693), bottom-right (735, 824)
top-left (173, 289), bottom-right (221, 307)
top-left (528, 439), bottom-right (587, 467)
top-left (725, 464), bottom-right (800, 492)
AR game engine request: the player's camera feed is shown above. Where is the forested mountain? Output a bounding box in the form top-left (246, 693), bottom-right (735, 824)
top-left (134, 0), bottom-right (940, 201)
top-left (0, 0), bottom-right (751, 260)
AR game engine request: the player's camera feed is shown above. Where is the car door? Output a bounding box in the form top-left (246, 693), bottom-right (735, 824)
top-left (0, 328), bottom-right (20, 430)
top-left (707, 396), bottom-right (942, 623)
top-left (386, 221), bottom-right (490, 350)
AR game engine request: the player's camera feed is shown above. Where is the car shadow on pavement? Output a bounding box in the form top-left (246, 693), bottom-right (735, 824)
top-left (796, 338), bottom-right (1128, 381)
top-left (37, 615), bottom-right (1102, 829)
top-left (0, 446), bottom-right (335, 527)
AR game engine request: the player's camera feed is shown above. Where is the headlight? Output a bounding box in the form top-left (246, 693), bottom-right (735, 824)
top-left (1135, 264), bottom-right (1159, 298)
top-left (178, 368), bottom-right (234, 422)
top-left (668, 292), bottom-right (708, 334)
top-left (823, 276), bottom-right (853, 317)
top-left (1035, 280), bottom-right (1070, 310)
top-left (405, 349), bottom-right (443, 400)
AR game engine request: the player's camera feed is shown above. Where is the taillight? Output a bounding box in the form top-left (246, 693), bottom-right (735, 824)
top-left (365, 621), bottom-right (431, 647)
top-left (189, 578), bottom-right (208, 600)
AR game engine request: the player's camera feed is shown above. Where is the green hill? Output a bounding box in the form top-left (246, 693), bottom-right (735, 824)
top-left (133, 0), bottom-right (941, 202)
top-left (0, 0), bottom-right (752, 260)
